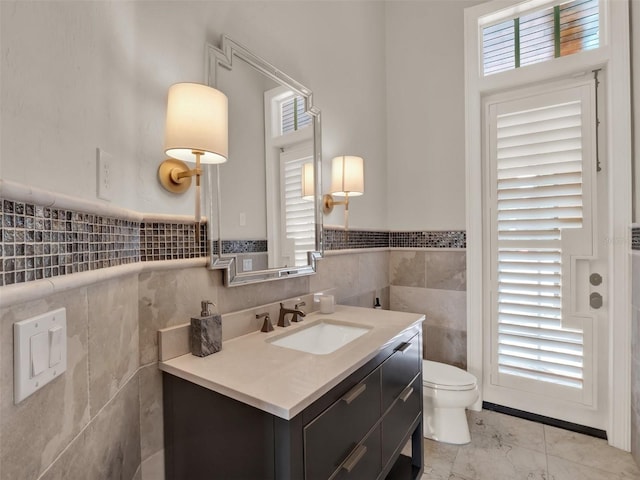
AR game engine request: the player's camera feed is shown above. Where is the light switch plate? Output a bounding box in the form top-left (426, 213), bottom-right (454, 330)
top-left (96, 147), bottom-right (114, 201)
top-left (14, 308), bottom-right (67, 404)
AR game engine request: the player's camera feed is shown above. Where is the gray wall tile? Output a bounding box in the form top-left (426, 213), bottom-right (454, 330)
top-left (87, 275), bottom-right (140, 416)
top-left (390, 251), bottom-right (426, 287)
top-left (139, 364), bottom-right (164, 463)
top-left (0, 289), bottom-right (90, 480)
top-left (424, 325), bottom-right (467, 369)
top-left (40, 375), bottom-right (141, 480)
top-left (425, 250), bottom-right (466, 291)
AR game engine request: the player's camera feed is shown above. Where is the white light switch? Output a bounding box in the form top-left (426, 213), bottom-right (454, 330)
top-left (14, 308), bottom-right (67, 404)
top-left (30, 332), bottom-right (48, 377)
top-left (49, 325), bottom-right (63, 367)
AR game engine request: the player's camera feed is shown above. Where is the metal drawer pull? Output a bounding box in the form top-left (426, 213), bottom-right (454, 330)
top-left (400, 386), bottom-right (414, 402)
top-left (342, 383), bottom-right (366, 405)
top-left (342, 445), bottom-right (367, 473)
top-left (395, 342), bottom-right (411, 353)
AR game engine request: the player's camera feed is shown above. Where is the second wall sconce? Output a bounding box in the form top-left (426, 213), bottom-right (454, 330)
top-left (158, 82), bottom-right (229, 239)
top-left (323, 155), bottom-right (364, 230)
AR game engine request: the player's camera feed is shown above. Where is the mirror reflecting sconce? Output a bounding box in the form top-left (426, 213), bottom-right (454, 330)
top-left (158, 82), bottom-right (229, 240)
top-left (323, 155), bottom-right (364, 230)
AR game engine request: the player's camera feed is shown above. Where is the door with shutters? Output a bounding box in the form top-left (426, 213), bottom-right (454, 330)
top-left (482, 78), bottom-right (608, 429)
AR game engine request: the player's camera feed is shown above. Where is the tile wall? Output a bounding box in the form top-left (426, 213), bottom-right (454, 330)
top-left (389, 250), bottom-right (467, 368)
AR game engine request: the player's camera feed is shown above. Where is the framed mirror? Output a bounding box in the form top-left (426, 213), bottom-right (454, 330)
top-left (205, 35), bottom-right (323, 286)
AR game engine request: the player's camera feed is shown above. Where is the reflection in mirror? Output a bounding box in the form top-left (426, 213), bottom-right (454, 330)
top-left (204, 35), bottom-right (322, 286)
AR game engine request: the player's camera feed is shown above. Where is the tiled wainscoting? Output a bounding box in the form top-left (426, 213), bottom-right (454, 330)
top-left (389, 250), bottom-right (467, 369)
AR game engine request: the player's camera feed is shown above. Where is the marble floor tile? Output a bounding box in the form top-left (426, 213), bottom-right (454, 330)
top-left (547, 455), bottom-right (627, 480)
top-left (544, 425), bottom-right (640, 478)
top-left (467, 409), bottom-right (546, 453)
top-left (450, 432), bottom-right (548, 480)
top-left (421, 439), bottom-right (460, 480)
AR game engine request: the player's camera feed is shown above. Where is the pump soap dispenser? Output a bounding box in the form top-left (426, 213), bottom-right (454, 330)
top-left (190, 300), bottom-right (222, 357)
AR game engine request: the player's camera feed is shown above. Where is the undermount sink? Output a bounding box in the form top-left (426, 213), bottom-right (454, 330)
top-left (268, 320), bottom-right (371, 355)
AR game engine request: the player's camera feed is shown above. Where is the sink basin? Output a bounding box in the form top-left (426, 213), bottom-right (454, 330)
top-left (268, 320), bottom-right (371, 355)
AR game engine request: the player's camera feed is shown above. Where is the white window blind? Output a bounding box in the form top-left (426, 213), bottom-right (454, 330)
top-left (482, 0), bottom-right (600, 76)
top-left (282, 151), bottom-right (315, 266)
top-left (494, 97), bottom-right (586, 390)
top-left (281, 96), bottom-right (312, 134)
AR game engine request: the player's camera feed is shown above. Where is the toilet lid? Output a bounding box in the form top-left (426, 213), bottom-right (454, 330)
top-left (422, 360), bottom-right (476, 388)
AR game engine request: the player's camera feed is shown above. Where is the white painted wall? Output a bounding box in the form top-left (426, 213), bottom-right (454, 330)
top-left (1, 1), bottom-right (389, 230)
top-left (385, 0), bottom-right (482, 231)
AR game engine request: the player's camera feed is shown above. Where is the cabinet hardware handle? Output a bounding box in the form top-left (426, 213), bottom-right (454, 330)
top-left (342, 383), bottom-right (366, 405)
top-left (341, 445), bottom-right (367, 473)
top-left (395, 342), bottom-right (411, 353)
top-left (400, 386), bottom-right (414, 403)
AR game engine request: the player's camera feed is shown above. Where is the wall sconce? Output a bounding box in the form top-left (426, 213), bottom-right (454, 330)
top-left (323, 155), bottom-right (364, 230)
top-left (158, 82), bottom-right (228, 239)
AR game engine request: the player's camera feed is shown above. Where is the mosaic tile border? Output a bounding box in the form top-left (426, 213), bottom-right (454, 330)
top-left (0, 193), bottom-right (466, 287)
top-left (632, 227), bottom-right (640, 251)
top-left (323, 228), bottom-right (467, 250)
top-left (0, 198), bottom-right (208, 287)
top-left (389, 230), bottom-right (466, 249)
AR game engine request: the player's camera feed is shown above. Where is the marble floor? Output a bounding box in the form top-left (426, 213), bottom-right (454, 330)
top-left (418, 409), bottom-right (640, 480)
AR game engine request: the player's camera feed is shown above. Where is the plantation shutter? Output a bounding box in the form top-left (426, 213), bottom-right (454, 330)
top-left (281, 147), bottom-right (315, 266)
top-left (488, 81), bottom-right (596, 401)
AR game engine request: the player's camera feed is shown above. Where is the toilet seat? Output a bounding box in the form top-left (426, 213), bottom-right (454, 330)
top-left (422, 360), bottom-right (476, 391)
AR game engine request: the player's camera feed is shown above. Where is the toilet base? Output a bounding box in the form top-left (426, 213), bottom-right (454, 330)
top-left (423, 406), bottom-right (471, 445)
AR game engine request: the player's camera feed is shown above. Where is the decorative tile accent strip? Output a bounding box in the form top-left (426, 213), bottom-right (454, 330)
top-left (0, 197), bottom-right (209, 287)
top-left (323, 228), bottom-right (390, 250)
top-left (1, 199), bottom-right (140, 287)
top-left (140, 222), bottom-right (207, 261)
top-left (220, 239), bottom-right (268, 254)
top-left (632, 227), bottom-right (640, 250)
top-left (389, 231), bottom-right (466, 249)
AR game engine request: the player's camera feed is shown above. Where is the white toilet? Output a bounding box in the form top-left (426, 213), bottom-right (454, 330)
top-left (422, 360), bottom-right (479, 445)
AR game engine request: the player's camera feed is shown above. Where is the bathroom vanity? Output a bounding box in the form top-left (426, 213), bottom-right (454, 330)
top-left (160, 306), bottom-right (424, 480)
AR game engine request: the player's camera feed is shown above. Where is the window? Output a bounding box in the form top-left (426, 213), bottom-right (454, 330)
top-left (281, 96), bottom-right (312, 134)
top-left (483, 0), bottom-right (599, 76)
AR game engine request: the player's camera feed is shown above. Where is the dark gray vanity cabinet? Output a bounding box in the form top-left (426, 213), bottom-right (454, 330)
top-left (162, 325), bottom-right (423, 480)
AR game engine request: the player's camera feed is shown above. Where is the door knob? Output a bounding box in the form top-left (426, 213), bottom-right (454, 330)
top-left (589, 273), bottom-right (603, 286)
top-left (589, 292), bottom-right (603, 309)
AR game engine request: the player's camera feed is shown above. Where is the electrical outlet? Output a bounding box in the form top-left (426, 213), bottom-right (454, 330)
top-left (243, 258), bottom-right (253, 271)
top-left (96, 148), bottom-right (114, 201)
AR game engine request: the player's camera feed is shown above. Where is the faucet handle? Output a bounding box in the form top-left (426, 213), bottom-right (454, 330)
top-left (256, 312), bottom-right (273, 332)
top-left (295, 301), bottom-right (306, 309)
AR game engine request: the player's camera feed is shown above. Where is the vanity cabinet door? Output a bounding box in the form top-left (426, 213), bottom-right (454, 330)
top-left (381, 374), bottom-right (422, 466)
top-left (381, 333), bottom-right (421, 411)
top-left (330, 425), bottom-right (381, 480)
top-left (304, 368), bottom-right (381, 480)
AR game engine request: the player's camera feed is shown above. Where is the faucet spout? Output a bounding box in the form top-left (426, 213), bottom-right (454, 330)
top-left (278, 302), bottom-right (306, 327)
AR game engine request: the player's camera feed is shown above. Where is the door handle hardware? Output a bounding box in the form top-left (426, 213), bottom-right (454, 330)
top-left (395, 342), bottom-right (411, 353)
top-left (589, 273), bottom-right (603, 286)
top-left (342, 383), bottom-right (366, 405)
top-left (590, 292), bottom-right (603, 309)
top-left (341, 445), bottom-right (367, 473)
top-left (400, 386), bottom-right (414, 403)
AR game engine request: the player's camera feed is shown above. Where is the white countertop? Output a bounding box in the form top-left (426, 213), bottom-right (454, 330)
top-left (159, 305), bottom-right (424, 419)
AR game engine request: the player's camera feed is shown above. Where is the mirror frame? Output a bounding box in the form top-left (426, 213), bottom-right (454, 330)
top-left (205, 35), bottom-right (323, 286)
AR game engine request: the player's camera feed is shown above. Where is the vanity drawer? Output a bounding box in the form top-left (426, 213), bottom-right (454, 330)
top-left (304, 368), bottom-right (381, 480)
top-left (330, 425), bottom-right (381, 480)
top-left (381, 333), bottom-right (421, 411)
top-left (381, 374), bottom-right (422, 466)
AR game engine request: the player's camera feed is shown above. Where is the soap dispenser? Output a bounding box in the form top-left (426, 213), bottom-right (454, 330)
top-left (190, 300), bottom-right (222, 357)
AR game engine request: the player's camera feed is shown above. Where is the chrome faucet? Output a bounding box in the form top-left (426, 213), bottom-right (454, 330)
top-left (278, 302), bottom-right (306, 327)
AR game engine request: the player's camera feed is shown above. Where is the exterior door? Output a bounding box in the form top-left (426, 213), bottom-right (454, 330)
top-left (482, 77), bottom-right (608, 429)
